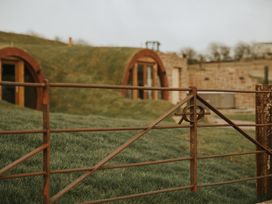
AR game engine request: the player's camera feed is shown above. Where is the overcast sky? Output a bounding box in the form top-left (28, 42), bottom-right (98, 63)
top-left (1, 0), bottom-right (272, 52)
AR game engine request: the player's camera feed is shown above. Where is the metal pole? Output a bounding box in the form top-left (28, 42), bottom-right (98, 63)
top-left (43, 79), bottom-right (51, 204)
top-left (264, 66), bottom-right (269, 85)
top-left (256, 84), bottom-right (272, 199)
top-left (189, 87), bottom-right (198, 192)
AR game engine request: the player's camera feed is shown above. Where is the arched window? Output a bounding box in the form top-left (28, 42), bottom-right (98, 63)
top-left (0, 47), bottom-right (45, 109)
top-left (127, 61), bottom-right (161, 100)
top-left (122, 49), bottom-right (169, 100)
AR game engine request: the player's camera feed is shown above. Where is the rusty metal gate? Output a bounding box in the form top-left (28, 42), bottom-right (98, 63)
top-left (0, 80), bottom-right (272, 204)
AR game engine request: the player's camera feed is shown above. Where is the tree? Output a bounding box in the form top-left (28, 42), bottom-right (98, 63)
top-left (180, 47), bottom-right (198, 64)
top-left (219, 45), bottom-right (231, 61)
top-left (208, 42), bottom-right (221, 61)
top-left (234, 42), bottom-right (252, 60)
top-left (207, 42), bottom-right (231, 61)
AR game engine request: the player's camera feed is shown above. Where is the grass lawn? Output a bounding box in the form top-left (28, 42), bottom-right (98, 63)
top-left (223, 113), bottom-right (255, 122)
top-left (0, 101), bottom-right (263, 204)
top-left (213, 110), bottom-right (255, 122)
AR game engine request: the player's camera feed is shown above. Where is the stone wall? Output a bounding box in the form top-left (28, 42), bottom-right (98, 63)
top-left (157, 51), bottom-right (272, 109)
top-left (159, 52), bottom-right (188, 103)
top-left (188, 59), bottom-right (272, 109)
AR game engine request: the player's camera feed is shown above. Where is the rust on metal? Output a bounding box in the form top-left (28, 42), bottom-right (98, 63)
top-left (175, 104), bottom-right (206, 124)
top-left (2, 80), bottom-right (272, 203)
top-left (0, 171), bottom-right (45, 180)
top-left (1, 80), bottom-right (272, 93)
top-left (1, 122), bottom-right (272, 136)
top-left (0, 144), bottom-right (48, 175)
top-left (0, 129), bottom-right (45, 135)
top-left (198, 174), bottom-right (272, 188)
top-left (197, 95), bottom-right (272, 156)
top-left (80, 174), bottom-right (272, 204)
top-left (0, 150), bottom-right (265, 180)
top-left (1, 122), bottom-right (272, 135)
top-left (189, 87), bottom-right (198, 192)
top-left (256, 84), bottom-right (272, 198)
top-left (42, 79), bottom-right (51, 204)
top-left (50, 95), bottom-right (193, 203)
top-left (0, 81), bottom-right (45, 87)
top-left (80, 185), bottom-right (194, 204)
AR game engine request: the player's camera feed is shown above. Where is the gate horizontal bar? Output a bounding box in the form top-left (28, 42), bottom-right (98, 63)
top-left (0, 144), bottom-right (48, 175)
top-left (1, 123), bottom-right (272, 136)
top-left (198, 174), bottom-right (272, 188)
top-left (50, 123), bottom-right (271, 133)
top-left (49, 83), bottom-right (190, 91)
top-left (50, 151), bottom-right (265, 175)
top-left (50, 156), bottom-right (192, 174)
top-left (0, 171), bottom-right (45, 180)
top-left (80, 174), bottom-right (272, 204)
top-left (80, 185), bottom-right (194, 204)
top-left (197, 95), bottom-right (272, 156)
top-left (1, 81), bottom-right (272, 93)
top-left (198, 150), bottom-right (265, 160)
top-left (0, 81), bottom-right (45, 87)
top-left (50, 95), bottom-right (193, 203)
top-left (1, 150), bottom-right (265, 179)
top-left (197, 89), bottom-right (272, 93)
top-left (0, 129), bottom-right (45, 135)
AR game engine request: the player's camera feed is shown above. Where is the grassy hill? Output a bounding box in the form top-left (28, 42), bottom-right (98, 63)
top-left (0, 101), bottom-right (261, 204)
top-left (0, 31), bottom-right (173, 118)
top-left (0, 31), bottom-right (65, 46)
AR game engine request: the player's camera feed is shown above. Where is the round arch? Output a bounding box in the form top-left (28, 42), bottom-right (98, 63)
top-left (122, 49), bottom-right (169, 100)
top-left (0, 47), bottom-right (45, 110)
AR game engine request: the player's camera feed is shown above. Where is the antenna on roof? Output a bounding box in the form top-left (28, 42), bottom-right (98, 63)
top-left (145, 41), bottom-right (161, 52)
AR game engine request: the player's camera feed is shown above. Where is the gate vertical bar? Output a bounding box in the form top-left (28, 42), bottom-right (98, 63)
top-left (256, 84), bottom-right (272, 199)
top-left (43, 79), bottom-right (51, 204)
top-left (190, 87), bottom-right (197, 192)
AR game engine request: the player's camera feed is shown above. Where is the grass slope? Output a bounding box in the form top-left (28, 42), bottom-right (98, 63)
top-left (0, 102), bottom-right (261, 204)
top-left (0, 31), bottom-right (65, 46)
top-left (0, 31), bottom-right (173, 118)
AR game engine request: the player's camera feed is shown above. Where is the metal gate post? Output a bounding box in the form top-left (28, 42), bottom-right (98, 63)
top-left (43, 79), bottom-right (51, 204)
top-left (190, 87), bottom-right (197, 192)
top-left (256, 84), bottom-right (272, 199)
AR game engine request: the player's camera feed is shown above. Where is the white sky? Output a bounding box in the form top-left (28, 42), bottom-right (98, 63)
top-left (0, 0), bottom-right (272, 52)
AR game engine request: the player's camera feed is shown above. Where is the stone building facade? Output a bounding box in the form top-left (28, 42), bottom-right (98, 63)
top-left (158, 52), bottom-right (188, 103)
top-left (187, 60), bottom-right (272, 109)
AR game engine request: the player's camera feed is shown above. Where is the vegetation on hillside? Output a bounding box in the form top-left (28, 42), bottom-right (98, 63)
top-left (0, 31), bottom-right (65, 46)
top-left (0, 31), bottom-right (173, 118)
top-left (180, 41), bottom-right (272, 64)
top-left (0, 102), bottom-right (262, 204)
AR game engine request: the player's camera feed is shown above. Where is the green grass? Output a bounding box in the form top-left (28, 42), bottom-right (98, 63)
top-left (224, 113), bottom-right (255, 122)
top-left (214, 112), bottom-right (255, 122)
top-left (0, 31), bottom-right (175, 118)
top-left (0, 101), bottom-right (264, 204)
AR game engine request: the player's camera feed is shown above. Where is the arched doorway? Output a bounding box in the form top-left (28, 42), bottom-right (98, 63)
top-left (122, 49), bottom-right (169, 100)
top-left (0, 47), bottom-right (45, 110)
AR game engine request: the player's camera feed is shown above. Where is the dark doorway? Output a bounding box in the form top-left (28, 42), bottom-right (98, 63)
top-left (2, 64), bottom-right (15, 104)
top-left (24, 64), bottom-right (37, 109)
top-left (137, 64), bottom-right (144, 99)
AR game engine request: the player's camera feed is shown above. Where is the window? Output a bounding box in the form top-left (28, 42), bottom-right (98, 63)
top-left (128, 61), bottom-right (162, 100)
top-left (0, 59), bottom-right (37, 108)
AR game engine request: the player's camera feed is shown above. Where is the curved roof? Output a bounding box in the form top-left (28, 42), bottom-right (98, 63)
top-left (0, 47), bottom-right (45, 82)
top-left (21, 45), bottom-right (142, 84)
top-left (0, 32), bottom-right (173, 116)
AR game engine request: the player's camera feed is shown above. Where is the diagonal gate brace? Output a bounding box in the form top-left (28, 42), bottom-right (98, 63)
top-left (0, 144), bottom-right (48, 176)
top-left (50, 95), bottom-right (193, 203)
top-left (197, 95), bottom-right (272, 156)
